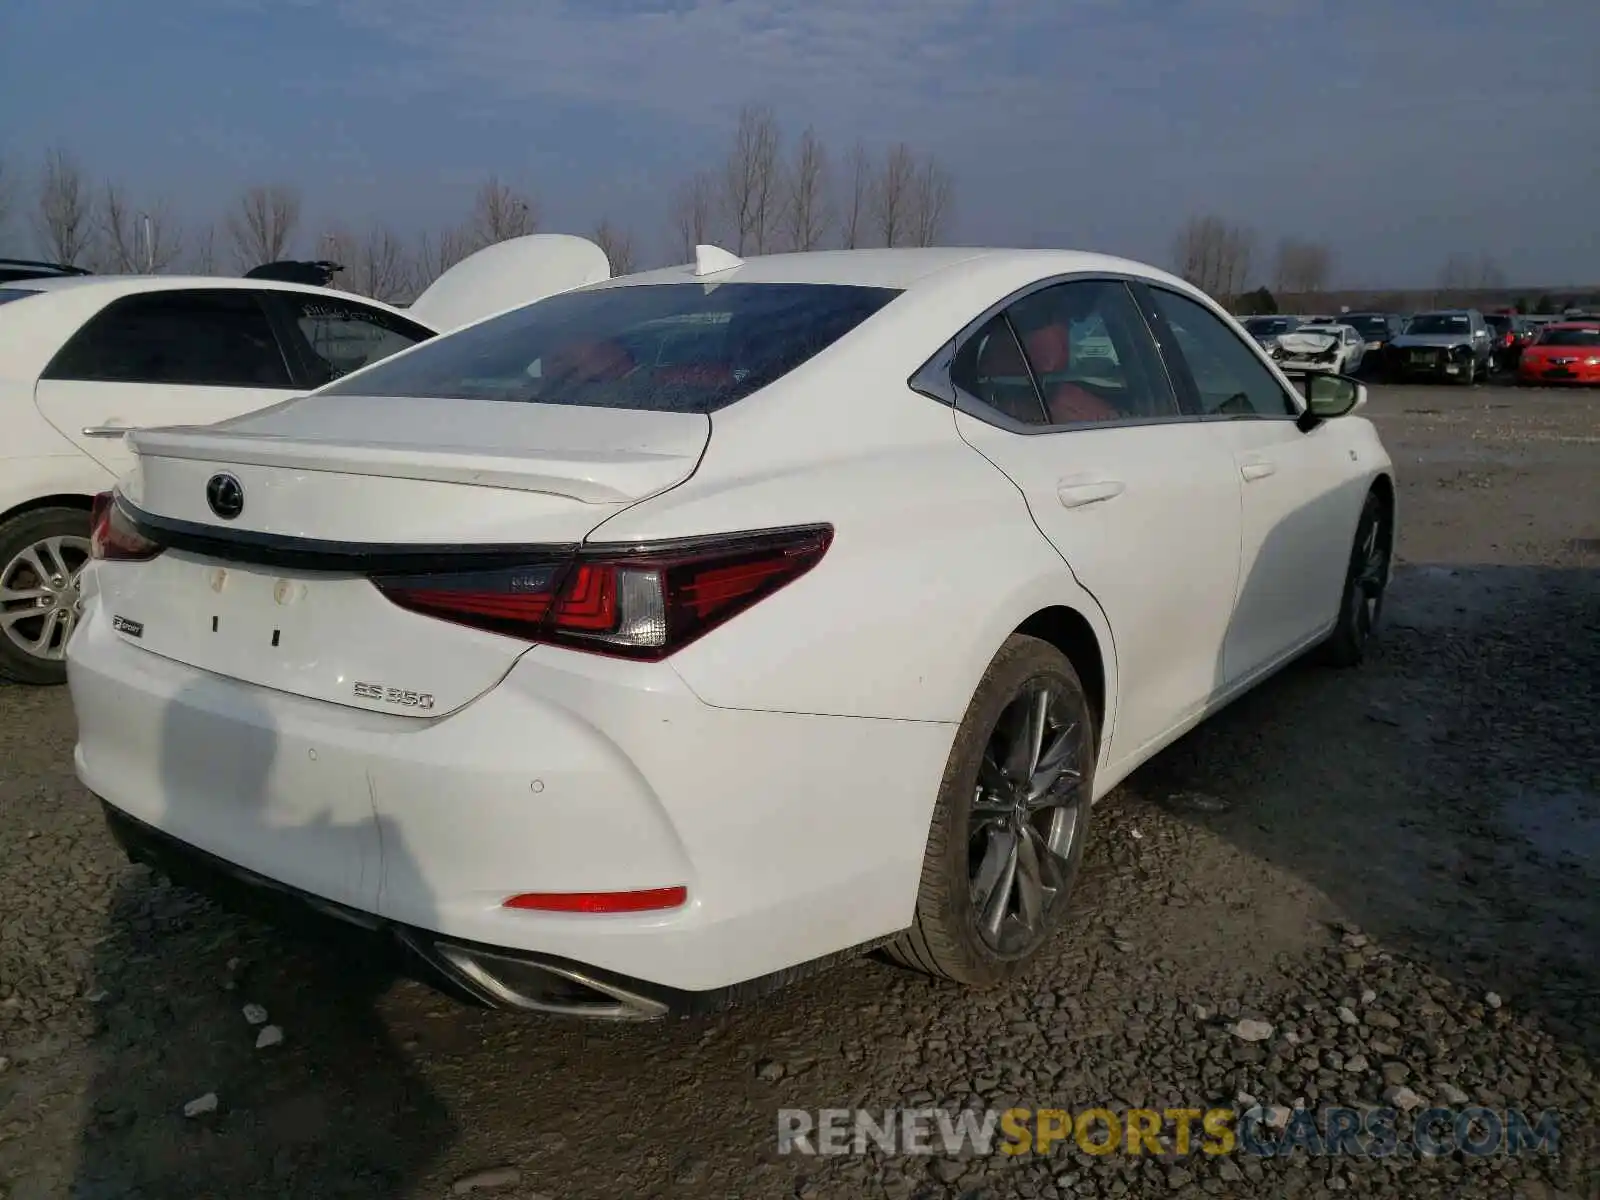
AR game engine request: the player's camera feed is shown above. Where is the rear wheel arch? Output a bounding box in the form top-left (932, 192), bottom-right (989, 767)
top-left (1013, 606), bottom-right (1106, 749)
top-left (1368, 472), bottom-right (1394, 521)
top-left (0, 492), bottom-right (95, 526)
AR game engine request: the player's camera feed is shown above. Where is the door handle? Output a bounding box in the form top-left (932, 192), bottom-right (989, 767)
top-left (1240, 460), bottom-right (1277, 482)
top-left (82, 424), bottom-right (137, 438)
top-left (1056, 479), bottom-right (1125, 508)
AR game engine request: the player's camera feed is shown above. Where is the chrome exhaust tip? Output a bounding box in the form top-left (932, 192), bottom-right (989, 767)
top-left (427, 942), bottom-right (668, 1020)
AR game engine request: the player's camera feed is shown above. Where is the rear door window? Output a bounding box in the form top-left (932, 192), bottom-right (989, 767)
top-left (43, 290), bottom-right (294, 387)
top-left (318, 283), bottom-right (900, 413)
top-left (269, 293), bottom-right (435, 386)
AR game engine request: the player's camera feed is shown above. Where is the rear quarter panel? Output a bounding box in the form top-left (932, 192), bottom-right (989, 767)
top-left (587, 349), bottom-right (1119, 731)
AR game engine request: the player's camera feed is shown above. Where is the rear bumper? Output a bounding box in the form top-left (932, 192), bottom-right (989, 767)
top-left (1391, 354), bottom-right (1473, 380)
top-left (100, 801), bottom-right (887, 1017)
top-left (68, 598), bottom-right (953, 998)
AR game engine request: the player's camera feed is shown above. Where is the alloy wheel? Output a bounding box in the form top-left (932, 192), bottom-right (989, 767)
top-left (1350, 509), bottom-right (1390, 644)
top-left (967, 683), bottom-right (1085, 956)
top-left (0, 535), bottom-right (92, 663)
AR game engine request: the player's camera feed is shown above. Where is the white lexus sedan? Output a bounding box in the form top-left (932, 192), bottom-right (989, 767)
top-left (67, 246), bottom-right (1395, 1019)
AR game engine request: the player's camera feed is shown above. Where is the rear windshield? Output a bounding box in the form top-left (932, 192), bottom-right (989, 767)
top-left (1538, 327), bottom-right (1600, 346)
top-left (1484, 314), bottom-right (1511, 331)
top-left (1407, 314), bottom-right (1470, 334)
top-left (1344, 315), bottom-right (1390, 336)
top-left (1243, 317), bottom-right (1296, 335)
top-left (320, 282), bottom-right (900, 412)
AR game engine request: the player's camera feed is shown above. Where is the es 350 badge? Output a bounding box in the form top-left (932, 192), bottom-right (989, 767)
top-left (353, 681), bottom-right (435, 710)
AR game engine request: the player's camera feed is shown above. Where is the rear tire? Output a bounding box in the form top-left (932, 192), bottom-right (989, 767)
top-left (0, 506), bottom-right (93, 686)
top-left (886, 635), bottom-right (1094, 985)
top-left (1318, 490), bottom-right (1392, 668)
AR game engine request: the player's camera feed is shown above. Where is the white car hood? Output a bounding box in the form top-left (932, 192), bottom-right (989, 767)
top-left (408, 233), bottom-right (611, 332)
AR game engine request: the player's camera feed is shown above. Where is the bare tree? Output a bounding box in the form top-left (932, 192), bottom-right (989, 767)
top-left (100, 184), bottom-right (182, 273)
top-left (907, 155), bottom-right (954, 248)
top-left (1272, 237), bottom-right (1333, 296)
top-left (721, 103), bottom-right (781, 255)
top-left (467, 176), bottom-right (537, 249)
top-left (873, 142), bottom-right (917, 248)
top-left (321, 225), bottom-right (410, 302)
top-left (840, 142), bottom-right (873, 249)
top-left (1172, 215), bottom-right (1255, 300)
top-left (668, 170), bottom-right (718, 261)
top-left (782, 126), bottom-right (831, 252)
top-left (410, 225), bottom-right (473, 294)
top-left (1438, 251), bottom-right (1505, 294)
top-left (33, 147), bottom-right (95, 265)
top-left (227, 184), bottom-right (301, 269)
top-left (188, 223), bottom-right (218, 275)
top-left (591, 217), bottom-right (637, 275)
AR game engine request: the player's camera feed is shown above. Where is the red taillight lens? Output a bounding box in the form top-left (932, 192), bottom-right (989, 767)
top-left (371, 525), bottom-right (832, 659)
top-left (503, 886), bottom-right (687, 914)
top-left (90, 492), bottom-right (164, 562)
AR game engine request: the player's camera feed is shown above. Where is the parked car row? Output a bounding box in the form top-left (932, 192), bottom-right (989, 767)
top-left (1242, 307), bottom-right (1600, 387)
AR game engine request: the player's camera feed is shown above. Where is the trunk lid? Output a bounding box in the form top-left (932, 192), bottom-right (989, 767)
top-left (106, 395), bottom-right (708, 715)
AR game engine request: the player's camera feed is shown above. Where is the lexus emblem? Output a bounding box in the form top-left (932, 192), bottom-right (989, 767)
top-left (206, 473), bottom-right (244, 520)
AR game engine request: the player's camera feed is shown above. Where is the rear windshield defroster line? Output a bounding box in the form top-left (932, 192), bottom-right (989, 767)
top-left (318, 282), bottom-right (901, 415)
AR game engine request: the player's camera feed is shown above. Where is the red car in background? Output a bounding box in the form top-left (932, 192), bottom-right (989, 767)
top-left (1518, 321), bottom-right (1600, 385)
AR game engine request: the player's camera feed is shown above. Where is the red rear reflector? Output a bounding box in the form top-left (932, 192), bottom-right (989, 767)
top-left (503, 887), bottom-right (687, 914)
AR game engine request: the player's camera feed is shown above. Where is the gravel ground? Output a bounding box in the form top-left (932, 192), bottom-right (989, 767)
top-left (1, 383), bottom-right (1597, 1200)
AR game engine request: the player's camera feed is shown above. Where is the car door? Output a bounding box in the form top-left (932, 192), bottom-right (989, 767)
top-left (949, 277), bottom-right (1243, 761)
top-left (33, 289), bottom-right (303, 477)
top-left (1141, 283), bottom-right (1360, 685)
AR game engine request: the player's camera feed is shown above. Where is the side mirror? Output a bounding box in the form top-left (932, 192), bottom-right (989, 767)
top-left (1296, 374), bottom-right (1366, 432)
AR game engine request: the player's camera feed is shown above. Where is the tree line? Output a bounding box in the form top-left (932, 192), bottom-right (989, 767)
top-left (0, 104), bottom-right (954, 303)
top-left (1, 133), bottom-right (1564, 314)
top-left (1170, 214), bottom-right (1538, 313)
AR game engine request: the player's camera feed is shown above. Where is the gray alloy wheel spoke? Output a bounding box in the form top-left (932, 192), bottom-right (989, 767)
top-left (24, 609), bottom-right (60, 655)
top-left (0, 606), bottom-right (43, 629)
top-left (39, 536), bottom-right (74, 583)
top-left (1013, 828), bottom-right (1047, 930)
top-left (0, 585), bottom-right (51, 605)
top-left (978, 829), bottom-right (1020, 939)
top-left (1028, 722), bottom-right (1079, 801)
top-left (1025, 822), bottom-right (1067, 893)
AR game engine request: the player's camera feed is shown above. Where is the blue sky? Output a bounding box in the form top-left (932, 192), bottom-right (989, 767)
top-left (4, 0), bottom-right (1598, 286)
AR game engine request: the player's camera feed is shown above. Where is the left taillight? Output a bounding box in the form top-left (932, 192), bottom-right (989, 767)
top-left (90, 492), bottom-right (164, 562)
top-left (372, 524), bottom-right (833, 660)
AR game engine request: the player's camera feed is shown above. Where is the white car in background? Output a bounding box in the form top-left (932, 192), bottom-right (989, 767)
top-left (1272, 321), bottom-right (1368, 375)
top-left (0, 235), bottom-right (610, 682)
top-left (69, 245), bottom-right (1395, 1017)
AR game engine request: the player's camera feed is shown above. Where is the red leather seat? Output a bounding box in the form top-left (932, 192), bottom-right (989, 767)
top-left (548, 339), bottom-right (636, 384)
top-left (655, 363), bottom-right (733, 386)
top-left (1022, 325), bottom-right (1120, 423)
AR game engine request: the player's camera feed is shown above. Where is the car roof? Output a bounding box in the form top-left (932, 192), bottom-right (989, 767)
top-left (601, 246), bottom-right (1195, 294)
top-left (10, 272), bottom-right (417, 318)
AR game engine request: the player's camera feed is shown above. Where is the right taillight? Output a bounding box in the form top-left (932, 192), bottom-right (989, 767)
top-left (371, 524), bottom-right (832, 660)
top-left (90, 492), bottom-right (164, 562)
